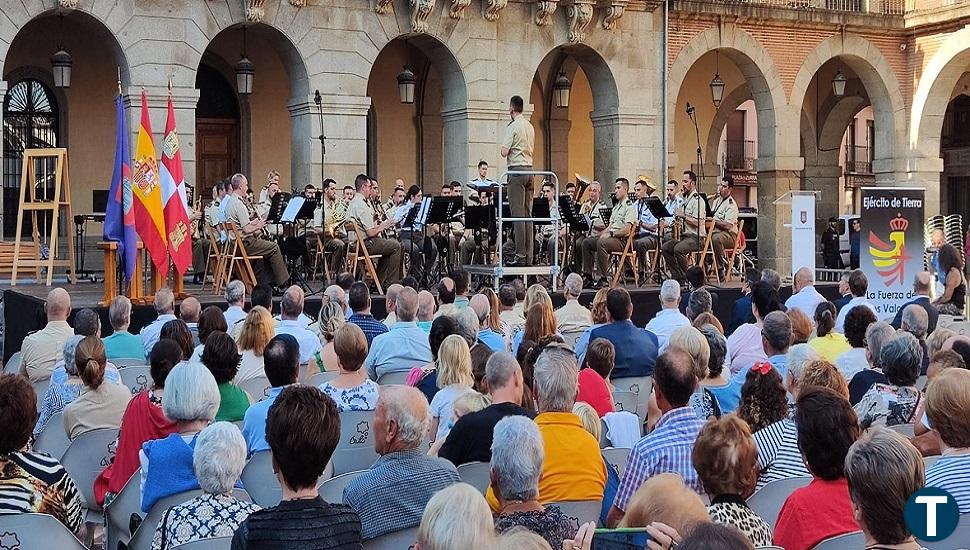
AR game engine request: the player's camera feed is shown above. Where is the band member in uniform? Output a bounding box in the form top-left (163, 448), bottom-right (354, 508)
top-left (307, 179), bottom-right (347, 276)
top-left (661, 179), bottom-right (683, 241)
top-left (501, 95), bottom-right (536, 266)
top-left (256, 179), bottom-right (283, 237)
top-left (661, 170), bottom-right (706, 283)
top-left (471, 160), bottom-right (492, 188)
top-left (386, 185), bottom-right (406, 213)
top-left (565, 182), bottom-right (577, 202)
top-left (224, 173), bottom-right (290, 288)
top-left (710, 175), bottom-right (740, 275)
top-left (633, 178), bottom-right (660, 274)
top-left (258, 169), bottom-right (280, 205)
top-left (581, 178), bottom-right (637, 288)
top-left (342, 185), bottom-right (355, 204)
top-left (571, 181), bottom-right (607, 274)
top-left (345, 173), bottom-right (403, 284)
top-left (400, 185), bottom-right (437, 281)
top-left (537, 181), bottom-right (565, 264)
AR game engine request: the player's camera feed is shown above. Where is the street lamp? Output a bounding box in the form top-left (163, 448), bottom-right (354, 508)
top-left (832, 69), bottom-right (847, 98)
top-left (710, 73), bottom-right (725, 108)
top-left (235, 27), bottom-right (254, 95)
top-left (51, 49), bottom-right (72, 88)
top-left (553, 71), bottom-right (572, 108)
top-left (397, 66), bottom-right (416, 104)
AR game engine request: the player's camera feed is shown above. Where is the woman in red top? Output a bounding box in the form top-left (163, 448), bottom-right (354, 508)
top-left (577, 338), bottom-right (615, 417)
top-left (94, 339), bottom-right (180, 505)
top-left (773, 386), bottom-right (861, 550)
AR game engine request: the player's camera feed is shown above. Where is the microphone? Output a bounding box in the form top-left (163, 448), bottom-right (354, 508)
top-left (685, 102), bottom-right (695, 115)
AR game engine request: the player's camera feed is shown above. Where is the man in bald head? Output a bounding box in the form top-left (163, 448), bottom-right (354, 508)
top-left (382, 283), bottom-right (404, 329)
top-left (365, 287), bottom-right (432, 381)
top-left (891, 271), bottom-right (939, 334)
top-left (343, 385), bottom-right (460, 540)
top-left (275, 285), bottom-right (321, 364)
top-left (179, 296), bottom-right (202, 346)
top-left (139, 287), bottom-right (178, 356)
top-left (21, 287), bottom-right (74, 382)
top-left (434, 277), bottom-right (456, 319)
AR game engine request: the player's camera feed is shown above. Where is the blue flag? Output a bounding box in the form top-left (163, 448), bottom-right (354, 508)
top-left (103, 94), bottom-right (137, 282)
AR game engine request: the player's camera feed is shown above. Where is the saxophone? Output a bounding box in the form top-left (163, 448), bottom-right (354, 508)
top-left (327, 199), bottom-right (348, 238)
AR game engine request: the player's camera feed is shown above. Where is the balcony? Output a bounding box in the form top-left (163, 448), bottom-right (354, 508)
top-left (677, 0), bottom-right (905, 14)
top-left (845, 145), bottom-right (873, 175)
top-left (723, 140), bottom-right (756, 172)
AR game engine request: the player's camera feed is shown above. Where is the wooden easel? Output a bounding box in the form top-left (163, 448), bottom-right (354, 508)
top-left (12, 148), bottom-right (75, 286)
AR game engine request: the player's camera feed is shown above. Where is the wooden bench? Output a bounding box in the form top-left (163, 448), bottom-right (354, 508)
top-left (0, 241), bottom-right (41, 278)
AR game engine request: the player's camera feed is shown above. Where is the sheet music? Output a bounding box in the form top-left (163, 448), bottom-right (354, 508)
top-left (281, 196), bottom-right (305, 223)
top-left (416, 197), bottom-right (432, 228)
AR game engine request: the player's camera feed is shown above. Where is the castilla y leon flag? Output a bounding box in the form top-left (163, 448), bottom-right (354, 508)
top-left (159, 94), bottom-right (192, 275)
top-left (103, 93), bottom-right (138, 282)
top-left (132, 90), bottom-right (168, 272)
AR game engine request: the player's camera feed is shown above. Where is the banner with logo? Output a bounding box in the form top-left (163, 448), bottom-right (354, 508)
top-left (860, 187), bottom-right (925, 318)
top-left (790, 191), bottom-right (816, 275)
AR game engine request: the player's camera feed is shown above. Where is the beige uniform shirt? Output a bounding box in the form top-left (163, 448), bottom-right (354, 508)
top-left (205, 201), bottom-right (220, 227)
top-left (711, 195), bottom-right (740, 237)
top-left (606, 199), bottom-right (637, 233)
top-left (63, 382), bottom-right (132, 439)
top-left (502, 115), bottom-right (535, 167)
top-left (682, 191), bottom-right (707, 237)
top-left (581, 200), bottom-right (608, 237)
top-left (20, 320), bottom-right (73, 382)
top-left (225, 193), bottom-right (255, 230)
top-left (555, 299), bottom-right (593, 335)
top-left (345, 193), bottom-right (377, 241)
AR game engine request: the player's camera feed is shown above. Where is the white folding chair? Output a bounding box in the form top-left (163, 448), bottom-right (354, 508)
top-left (812, 531), bottom-right (864, 549)
top-left (612, 390), bottom-right (638, 414)
top-left (456, 461), bottom-right (491, 494)
top-left (332, 410), bottom-right (380, 475)
top-left (306, 370), bottom-right (340, 387)
top-left (128, 488), bottom-right (251, 550)
top-left (923, 455), bottom-right (941, 469)
top-left (560, 328), bottom-right (589, 349)
top-left (4, 350), bottom-right (22, 374)
top-left (0, 512), bottom-right (88, 549)
top-left (318, 470), bottom-right (366, 503)
top-left (919, 512), bottom-right (970, 550)
top-left (105, 467), bottom-right (143, 550)
top-left (612, 376), bottom-right (651, 426)
top-left (546, 500), bottom-right (601, 526)
top-left (60, 427), bottom-right (120, 522)
top-left (601, 447), bottom-right (632, 477)
top-left (888, 423), bottom-right (915, 438)
top-left (363, 526), bottom-right (419, 550)
top-left (33, 411), bottom-right (71, 459)
top-left (32, 379), bottom-right (50, 412)
top-left (746, 476), bottom-right (812, 531)
top-left (119, 365), bottom-right (153, 395)
top-left (238, 376), bottom-right (272, 402)
top-left (240, 450), bottom-right (334, 508)
top-left (171, 538), bottom-right (233, 550)
top-left (113, 357), bottom-right (149, 368)
top-left (376, 371), bottom-right (410, 385)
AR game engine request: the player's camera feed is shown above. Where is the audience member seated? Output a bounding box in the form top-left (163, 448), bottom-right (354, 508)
top-left (785, 267), bottom-right (826, 318)
top-left (786, 307), bottom-right (813, 345)
top-left (698, 325), bottom-right (734, 413)
top-left (203, 332), bottom-right (252, 422)
top-left (736, 363), bottom-right (788, 433)
top-left (319, 324), bottom-right (379, 412)
top-left (223, 280), bottom-right (248, 328)
top-left (365, 287), bottom-right (432, 380)
top-left (343, 386), bottom-right (459, 540)
top-left (855, 331), bottom-right (922, 429)
top-left (469, 343), bottom-right (494, 393)
top-left (912, 349), bottom-right (966, 448)
top-left (95, 339), bottom-right (180, 506)
top-left (677, 523), bottom-right (755, 550)
top-left (555, 274), bottom-right (592, 340)
top-left (618, 473), bottom-right (710, 536)
top-left (645, 280), bottom-right (690, 352)
top-left (692, 311), bottom-right (724, 335)
top-left (439, 352), bottom-right (533, 466)
top-left (489, 345), bottom-right (607, 511)
top-left (161, 319), bottom-right (196, 361)
top-left (590, 288), bottom-right (658, 378)
top-left (574, 288), bottom-right (610, 363)
top-left (924, 368), bottom-right (970, 513)
top-left (835, 269), bottom-right (877, 332)
top-left (325, 282), bottom-right (352, 321)
top-left (140, 288), bottom-right (178, 357)
top-left (680, 267), bottom-right (720, 314)
top-left (685, 288), bottom-right (713, 324)
top-left (232, 385), bottom-right (362, 549)
top-left (773, 387), bottom-right (861, 550)
top-left (310, 301), bottom-right (346, 374)
top-left (807, 302), bottom-right (849, 362)
top-left (725, 282), bottom-right (782, 374)
top-left (20, 287), bottom-right (73, 382)
top-left (835, 305), bottom-right (877, 382)
top-left (799, 360), bottom-right (849, 398)
top-left (275, 286), bottom-right (322, 365)
top-left (668, 326), bottom-right (719, 420)
top-left (577, 338), bottom-right (615, 417)
top-left (434, 277), bottom-right (457, 319)
top-left (140, 362), bottom-right (220, 513)
top-left (416, 290), bottom-right (437, 333)
top-left (64, 336), bottom-right (132, 439)
top-left (411, 316), bottom-right (461, 403)
top-left (429, 335), bottom-right (475, 442)
top-left (471, 294), bottom-right (506, 353)
top-left (724, 311), bottom-right (792, 407)
top-left (693, 415), bottom-right (773, 547)
top-left (416, 483), bottom-right (497, 549)
top-left (891, 271), bottom-right (939, 333)
top-left (382, 284), bottom-right (403, 328)
top-left (34, 335), bottom-right (121, 436)
top-left (608, 348), bottom-right (704, 527)
top-left (512, 300), bottom-right (559, 357)
top-left (180, 296), bottom-right (202, 345)
top-left (900, 304), bottom-right (931, 374)
top-left (933, 242), bottom-right (967, 316)
top-left (498, 283), bottom-right (526, 335)
top-left (347, 282), bottom-right (389, 347)
top-left (191, 305), bottom-right (228, 362)
top-left (153, 422), bottom-right (261, 548)
top-left (0, 373), bottom-right (83, 534)
top-left (242, 334), bottom-right (300, 453)
top-left (492, 416), bottom-right (576, 550)
top-left (103, 295), bottom-right (147, 361)
top-left (845, 427), bottom-right (926, 550)
top-left (847, 321), bottom-right (895, 404)
top-left (572, 402), bottom-right (603, 443)
top-left (236, 306), bottom-right (275, 385)
top-left (231, 284), bottom-right (275, 342)
top-left (727, 268), bottom-right (760, 336)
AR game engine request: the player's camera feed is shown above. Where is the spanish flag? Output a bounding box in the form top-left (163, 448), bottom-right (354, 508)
top-left (132, 90), bottom-right (168, 271)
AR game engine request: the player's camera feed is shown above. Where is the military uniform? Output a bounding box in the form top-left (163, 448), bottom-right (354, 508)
top-left (345, 192), bottom-right (403, 284)
top-left (308, 197), bottom-right (347, 273)
top-left (224, 193), bottom-right (290, 286)
top-left (661, 190), bottom-right (706, 281)
top-left (633, 198), bottom-right (660, 272)
top-left (573, 200), bottom-right (607, 273)
top-left (582, 198), bottom-right (637, 278)
top-left (710, 194), bottom-right (740, 269)
top-left (661, 195), bottom-right (684, 240)
top-left (502, 115), bottom-right (536, 264)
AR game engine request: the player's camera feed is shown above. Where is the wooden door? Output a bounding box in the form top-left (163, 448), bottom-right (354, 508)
top-left (196, 118), bottom-right (239, 194)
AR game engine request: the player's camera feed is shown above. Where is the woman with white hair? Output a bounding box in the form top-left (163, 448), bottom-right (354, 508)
top-left (854, 331), bottom-right (923, 429)
top-left (491, 416), bottom-right (575, 550)
top-left (416, 483), bottom-right (497, 550)
top-left (139, 361), bottom-right (221, 513)
top-left (151, 422), bottom-right (260, 549)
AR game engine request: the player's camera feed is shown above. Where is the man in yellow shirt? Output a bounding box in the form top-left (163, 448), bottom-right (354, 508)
top-left (501, 95), bottom-right (536, 266)
top-left (486, 345), bottom-right (606, 510)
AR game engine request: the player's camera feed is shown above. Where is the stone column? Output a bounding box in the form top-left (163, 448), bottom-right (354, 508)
top-left (548, 118), bottom-right (572, 186)
top-left (803, 161), bottom-right (842, 239)
top-left (903, 156), bottom-right (944, 217)
top-left (310, 94), bottom-right (371, 187)
top-left (592, 108), bottom-right (659, 184)
top-left (420, 115), bottom-right (444, 187)
top-left (287, 96), bottom-right (314, 189)
top-left (123, 86), bottom-right (200, 196)
top-left (443, 101), bottom-right (507, 185)
top-left (756, 155), bottom-right (805, 276)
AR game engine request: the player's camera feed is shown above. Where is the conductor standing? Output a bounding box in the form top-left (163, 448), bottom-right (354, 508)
top-left (501, 95), bottom-right (536, 266)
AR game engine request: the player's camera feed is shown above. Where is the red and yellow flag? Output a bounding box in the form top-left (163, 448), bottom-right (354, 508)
top-left (160, 93), bottom-right (192, 276)
top-left (132, 90), bottom-right (168, 271)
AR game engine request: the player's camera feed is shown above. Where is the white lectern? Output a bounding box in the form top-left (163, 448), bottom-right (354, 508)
top-left (774, 190), bottom-right (820, 276)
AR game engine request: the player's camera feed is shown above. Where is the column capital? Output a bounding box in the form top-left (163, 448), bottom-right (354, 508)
top-left (304, 94), bottom-right (372, 117)
top-left (122, 87), bottom-right (200, 110)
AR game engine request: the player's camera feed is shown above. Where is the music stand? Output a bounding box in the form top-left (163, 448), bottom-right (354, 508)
top-left (558, 196), bottom-right (590, 233)
top-left (266, 192), bottom-right (291, 224)
top-left (427, 196), bottom-right (463, 272)
top-left (645, 197), bottom-right (671, 220)
top-left (532, 197), bottom-right (551, 226)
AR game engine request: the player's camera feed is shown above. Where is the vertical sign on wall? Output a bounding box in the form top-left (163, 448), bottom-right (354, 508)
top-left (860, 187), bottom-right (925, 319)
top-left (790, 191), bottom-right (817, 275)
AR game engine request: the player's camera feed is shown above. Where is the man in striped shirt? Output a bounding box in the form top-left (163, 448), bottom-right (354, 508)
top-left (924, 368), bottom-right (970, 514)
top-left (606, 348), bottom-right (705, 527)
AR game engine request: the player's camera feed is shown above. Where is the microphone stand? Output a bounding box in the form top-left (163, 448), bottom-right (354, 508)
top-left (314, 90), bottom-right (331, 284)
top-left (688, 105), bottom-right (704, 271)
